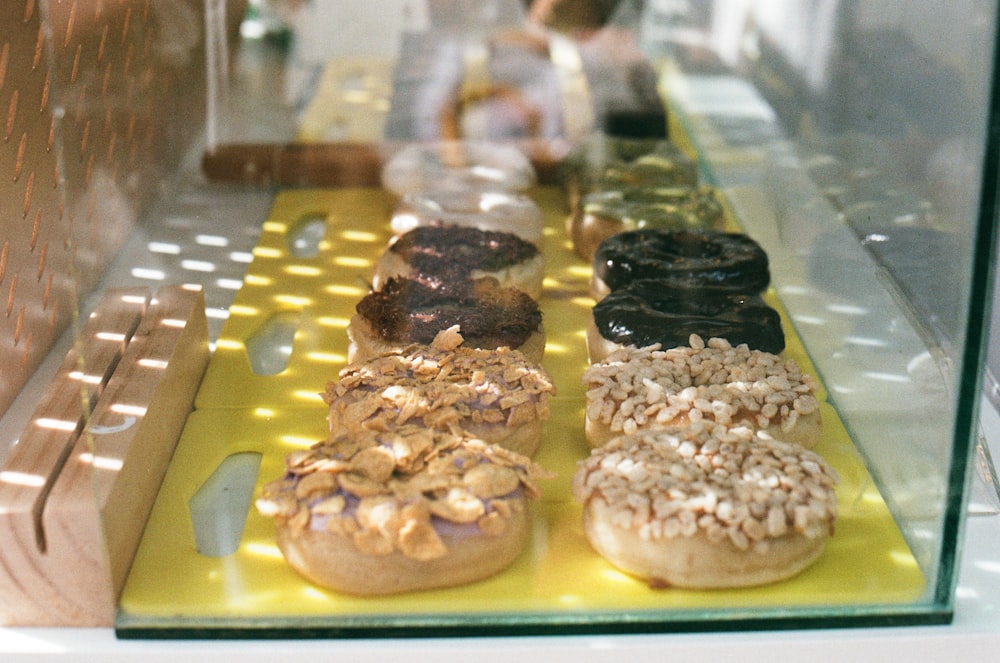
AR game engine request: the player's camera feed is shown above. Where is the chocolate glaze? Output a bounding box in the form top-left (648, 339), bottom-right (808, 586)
top-left (593, 228), bottom-right (770, 294)
top-left (357, 277), bottom-right (541, 349)
top-left (593, 279), bottom-right (785, 353)
top-left (389, 225), bottom-right (539, 280)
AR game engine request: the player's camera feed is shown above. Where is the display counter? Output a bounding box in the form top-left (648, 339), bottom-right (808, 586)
top-left (2, 0), bottom-right (999, 654)
top-left (0, 171), bottom-right (996, 657)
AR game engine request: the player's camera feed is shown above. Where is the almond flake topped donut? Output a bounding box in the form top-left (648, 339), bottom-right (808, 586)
top-left (257, 426), bottom-right (552, 595)
top-left (325, 331), bottom-right (556, 457)
top-left (571, 423), bottom-right (839, 588)
top-left (582, 335), bottom-right (821, 449)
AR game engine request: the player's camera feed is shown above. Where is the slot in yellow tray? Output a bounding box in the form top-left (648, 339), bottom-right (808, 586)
top-left (118, 187), bottom-right (924, 635)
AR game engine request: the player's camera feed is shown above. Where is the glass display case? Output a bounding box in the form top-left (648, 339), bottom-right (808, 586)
top-left (1, 0), bottom-right (998, 639)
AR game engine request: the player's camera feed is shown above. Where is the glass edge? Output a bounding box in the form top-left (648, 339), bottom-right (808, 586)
top-left (114, 606), bottom-right (955, 641)
top-left (937, 12), bottom-right (1000, 606)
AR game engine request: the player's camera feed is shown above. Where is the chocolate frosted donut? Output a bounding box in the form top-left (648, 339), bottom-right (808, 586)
top-left (373, 225), bottom-right (545, 300)
top-left (591, 228), bottom-right (770, 300)
top-left (349, 277), bottom-right (545, 364)
top-left (588, 279), bottom-right (784, 361)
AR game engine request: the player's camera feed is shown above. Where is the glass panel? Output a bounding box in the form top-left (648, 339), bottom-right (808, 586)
top-left (19, 0), bottom-right (984, 635)
top-left (653, 1), bottom-right (997, 601)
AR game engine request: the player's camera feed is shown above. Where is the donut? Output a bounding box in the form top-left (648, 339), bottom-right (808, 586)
top-left (571, 423), bottom-right (839, 589)
top-left (381, 140), bottom-right (536, 197)
top-left (599, 149), bottom-right (700, 191)
top-left (390, 190), bottom-right (544, 246)
top-left (256, 426), bottom-right (551, 595)
top-left (590, 228), bottom-right (770, 301)
top-left (569, 186), bottom-right (723, 261)
top-left (348, 276), bottom-right (545, 364)
top-left (587, 278), bottom-right (785, 363)
top-left (582, 336), bottom-right (821, 449)
top-left (561, 135), bottom-right (698, 214)
top-left (373, 225), bottom-right (545, 301)
top-left (325, 333), bottom-right (556, 457)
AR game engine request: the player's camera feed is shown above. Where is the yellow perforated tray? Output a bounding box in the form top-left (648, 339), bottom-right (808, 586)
top-left (118, 187), bottom-right (925, 636)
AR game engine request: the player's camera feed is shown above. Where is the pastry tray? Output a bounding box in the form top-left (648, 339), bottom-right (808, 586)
top-left (117, 187), bottom-right (926, 638)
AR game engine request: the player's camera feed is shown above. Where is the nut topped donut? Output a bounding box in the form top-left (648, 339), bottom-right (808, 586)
top-left (325, 332), bottom-right (556, 457)
top-left (591, 228), bottom-right (770, 300)
top-left (583, 336), bottom-right (821, 449)
top-left (572, 423), bottom-right (839, 589)
top-left (373, 225), bottom-right (545, 300)
top-left (348, 277), bottom-right (545, 364)
top-left (256, 426), bottom-right (551, 595)
top-left (587, 278), bottom-right (785, 362)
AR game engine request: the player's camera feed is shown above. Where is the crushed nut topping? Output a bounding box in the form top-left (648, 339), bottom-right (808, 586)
top-left (325, 335), bottom-right (555, 435)
top-left (572, 422), bottom-right (838, 549)
top-left (256, 426), bottom-right (552, 561)
top-left (583, 335), bottom-right (819, 437)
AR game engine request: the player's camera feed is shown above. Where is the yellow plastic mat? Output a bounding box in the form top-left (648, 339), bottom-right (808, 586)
top-left (118, 187), bottom-right (925, 634)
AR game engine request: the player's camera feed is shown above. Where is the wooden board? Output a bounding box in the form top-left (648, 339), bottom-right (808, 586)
top-left (0, 286), bottom-right (209, 626)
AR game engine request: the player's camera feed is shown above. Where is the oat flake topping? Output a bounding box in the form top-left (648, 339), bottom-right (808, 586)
top-left (257, 426), bottom-right (551, 561)
top-left (325, 334), bottom-right (555, 433)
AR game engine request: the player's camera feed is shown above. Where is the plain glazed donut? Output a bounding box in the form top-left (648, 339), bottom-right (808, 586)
top-left (256, 426), bottom-right (550, 595)
top-left (373, 225), bottom-right (545, 301)
top-left (381, 140), bottom-right (536, 197)
top-left (582, 336), bottom-right (822, 449)
top-left (587, 279), bottom-right (784, 362)
top-left (325, 333), bottom-right (556, 457)
top-left (348, 277), bottom-right (546, 364)
top-left (390, 190), bottom-right (544, 247)
top-left (571, 423), bottom-right (838, 589)
top-left (590, 228), bottom-right (770, 300)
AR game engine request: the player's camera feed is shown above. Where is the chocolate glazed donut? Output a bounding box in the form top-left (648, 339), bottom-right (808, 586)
top-left (593, 228), bottom-right (770, 295)
top-left (592, 279), bottom-right (785, 354)
top-left (356, 276), bottom-right (542, 351)
top-left (375, 224), bottom-right (546, 300)
top-left (389, 225), bottom-right (540, 282)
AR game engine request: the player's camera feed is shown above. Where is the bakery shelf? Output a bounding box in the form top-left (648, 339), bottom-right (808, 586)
top-left (116, 186), bottom-right (924, 637)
